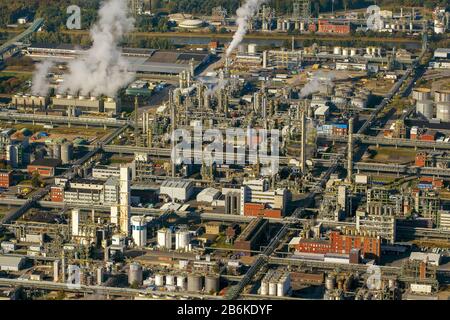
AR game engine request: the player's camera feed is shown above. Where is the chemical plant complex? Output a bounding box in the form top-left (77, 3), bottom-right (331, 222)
top-left (0, 0), bottom-right (449, 302)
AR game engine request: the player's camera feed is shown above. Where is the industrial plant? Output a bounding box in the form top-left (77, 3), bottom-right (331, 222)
top-left (0, 0), bottom-right (448, 304)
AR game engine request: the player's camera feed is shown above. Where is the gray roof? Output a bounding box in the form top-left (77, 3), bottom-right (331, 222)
top-left (0, 255), bottom-right (25, 267)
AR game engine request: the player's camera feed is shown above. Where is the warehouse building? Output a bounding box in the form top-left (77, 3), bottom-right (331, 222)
top-left (0, 255), bottom-right (26, 271)
top-left (160, 180), bottom-right (194, 202)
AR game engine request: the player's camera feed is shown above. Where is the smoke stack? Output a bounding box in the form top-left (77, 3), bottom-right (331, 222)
top-left (134, 96), bottom-right (140, 146)
top-left (346, 117), bottom-right (354, 183)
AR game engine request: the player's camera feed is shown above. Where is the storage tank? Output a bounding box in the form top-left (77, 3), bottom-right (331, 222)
top-left (268, 281), bottom-right (277, 296)
top-left (131, 216), bottom-right (147, 247)
top-left (61, 142), bottom-right (73, 164)
top-left (342, 48), bottom-right (349, 57)
top-left (248, 43), bottom-right (257, 54)
top-left (333, 46), bottom-right (342, 55)
top-left (96, 267), bottom-right (104, 285)
top-left (79, 95), bottom-right (86, 100)
top-left (53, 143), bottom-right (62, 159)
top-left (412, 88), bottom-right (431, 101)
top-left (154, 273), bottom-right (164, 286)
top-left (260, 280), bottom-right (269, 295)
top-left (157, 228), bottom-right (172, 249)
top-left (325, 274), bottom-right (336, 291)
top-left (350, 48), bottom-right (358, 56)
top-left (177, 275), bottom-right (187, 290)
top-left (128, 263), bottom-right (143, 286)
top-left (416, 100), bottom-right (434, 119)
top-left (166, 274), bottom-right (175, 286)
top-left (205, 275), bottom-right (220, 293)
top-left (435, 90), bottom-right (450, 103)
top-left (436, 103), bottom-right (450, 122)
top-left (175, 230), bottom-right (190, 251)
top-left (187, 274), bottom-right (203, 292)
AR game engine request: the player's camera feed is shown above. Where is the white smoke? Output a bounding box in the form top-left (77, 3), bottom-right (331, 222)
top-left (226, 0), bottom-right (268, 57)
top-left (300, 71), bottom-right (335, 98)
top-left (31, 61), bottom-right (54, 96)
top-left (59, 0), bottom-right (135, 97)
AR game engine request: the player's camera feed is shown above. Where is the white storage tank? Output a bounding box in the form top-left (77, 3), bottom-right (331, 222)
top-left (333, 46), bottom-right (342, 55)
top-left (128, 263), bottom-right (143, 286)
top-left (53, 143), bottom-right (62, 159)
top-left (416, 100), bottom-right (434, 119)
top-left (177, 275), bottom-right (187, 290)
top-left (412, 88), bottom-right (431, 101)
top-left (342, 48), bottom-right (349, 57)
top-left (350, 48), bottom-right (358, 56)
top-left (175, 230), bottom-right (190, 251)
top-left (61, 142), bottom-right (73, 164)
top-left (325, 274), bottom-right (336, 291)
top-left (435, 90), bottom-right (450, 103)
top-left (154, 273), bottom-right (164, 286)
top-left (268, 281), bottom-right (277, 296)
top-left (166, 274), bottom-right (175, 286)
top-left (436, 103), bottom-right (450, 122)
top-left (248, 43), bottom-right (258, 54)
top-left (260, 280), bottom-right (269, 295)
top-left (157, 228), bottom-right (172, 249)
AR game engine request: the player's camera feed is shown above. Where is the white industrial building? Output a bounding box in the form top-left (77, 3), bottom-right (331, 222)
top-left (240, 179), bottom-right (289, 215)
top-left (0, 255), bottom-right (26, 271)
top-left (160, 180), bottom-right (194, 202)
top-left (196, 187), bottom-right (221, 203)
top-left (409, 252), bottom-right (441, 266)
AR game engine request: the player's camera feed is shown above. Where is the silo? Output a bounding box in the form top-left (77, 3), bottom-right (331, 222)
top-left (350, 48), bottom-right (358, 56)
top-left (333, 46), bottom-right (342, 55)
top-left (187, 274), bottom-right (203, 292)
top-left (177, 275), bottom-right (187, 290)
top-left (175, 230), bottom-right (190, 250)
top-left (154, 273), bottom-right (164, 286)
top-left (260, 280), bottom-right (269, 295)
top-left (416, 100), bottom-right (434, 119)
top-left (128, 263), bottom-right (143, 286)
top-left (268, 281), bottom-right (277, 296)
top-left (53, 143), bottom-right (62, 159)
top-left (205, 275), bottom-right (220, 293)
top-left (435, 90), bottom-right (450, 103)
top-left (96, 267), bottom-right (104, 285)
top-left (436, 103), bottom-right (450, 122)
top-left (412, 88), bottom-right (431, 101)
top-left (342, 48), bottom-right (349, 57)
top-left (61, 142), bottom-right (73, 164)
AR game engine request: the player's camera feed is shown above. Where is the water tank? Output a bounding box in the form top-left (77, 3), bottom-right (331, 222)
top-left (128, 263), bottom-right (143, 286)
top-left (325, 274), bottom-right (336, 291)
top-left (61, 142), bottom-right (73, 164)
top-left (166, 274), bottom-right (175, 286)
top-left (435, 90), bottom-right (450, 103)
top-left (416, 100), bottom-right (434, 119)
top-left (412, 88), bottom-right (431, 101)
top-left (187, 274), bottom-right (203, 292)
top-left (53, 144), bottom-right (62, 159)
top-left (154, 273), bottom-right (164, 286)
top-left (436, 103), bottom-right (450, 122)
top-left (205, 275), bottom-right (220, 293)
top-left (260, 280), bottom-right (269, 295)
top-left (177, 275), bottom-right (187, 290)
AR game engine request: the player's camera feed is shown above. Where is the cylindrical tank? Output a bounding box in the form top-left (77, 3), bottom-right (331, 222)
top-left (333, 46), bottom-right (342, 55)
top-left (205, 275), bottom-right (220, 293)
top-left (436, 103), bottom-right (450, 122)
top-left (53, 143), bottom-right (62, 159)
top-left (412, 88), bottom-right (431, 101)
top-left (79, 95), bottom-right (86, 100)
top-left (61, 142), bottom-right (73, 164)
top-left (96, 267), bottom-right (104, 285)
top-left (187, 274), bottom-right (203, 292)
top-left (248, 43), bottom-right (257, 54)
top-left (416, 100), bottom-right (434, 119)
top-left (350, 48), bottom-right (358, 56)
top-left (175, 230), bottom-right (190, 250)
top-left (177, 275), bottom-right (187, 290)
top-left (131, 216), bottom-right (147, 247)
top-left (154, 273), bottom-right (164, 286)
top-left (435, 90), bottom-right (450, 103)
top-left (260, 280), bottom-right (269, 295)
top-left (342, 48), bottom-right (349, 57)
top-left (325, 274), bottom-right (336, 291)
top-left (388, 279), bottom-right (397, 289)
top-left (128, 263), bottom-right (143, 286)
top-left (268, 281), bottom-right (277, 296)
top-left (166, 274), bottom-right (175, 286)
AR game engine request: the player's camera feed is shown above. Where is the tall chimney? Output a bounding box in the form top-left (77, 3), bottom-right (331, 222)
top-left (300, 109), bottom-right (306, 174)
top-left (346, 117), bottom-right (354, 183)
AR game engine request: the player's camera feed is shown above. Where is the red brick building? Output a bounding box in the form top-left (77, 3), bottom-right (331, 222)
top-left (243, 203), bottom-right (283, 219)
top-left (415, 152), bottom-right (427, 167)
top-left (294, 230), bottom-right (381, 260)
top-left (27, 158), bottom-right (61, 178)
top-left (318, 20), bottom-right (351, 34)
top-left (0, 170), bottom-right (12, 188)
top-left (50, 186), bottom-right (64, 202)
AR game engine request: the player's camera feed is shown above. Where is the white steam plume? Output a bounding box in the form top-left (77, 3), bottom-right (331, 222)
top-left (31, 61), bottom-right (54, 96)
top-left (300, 71), bottom-right (335, 98)
top-left (226, 0), bottom-right (268, 57)
top-left (59, 0), bottom-right (135, 97)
